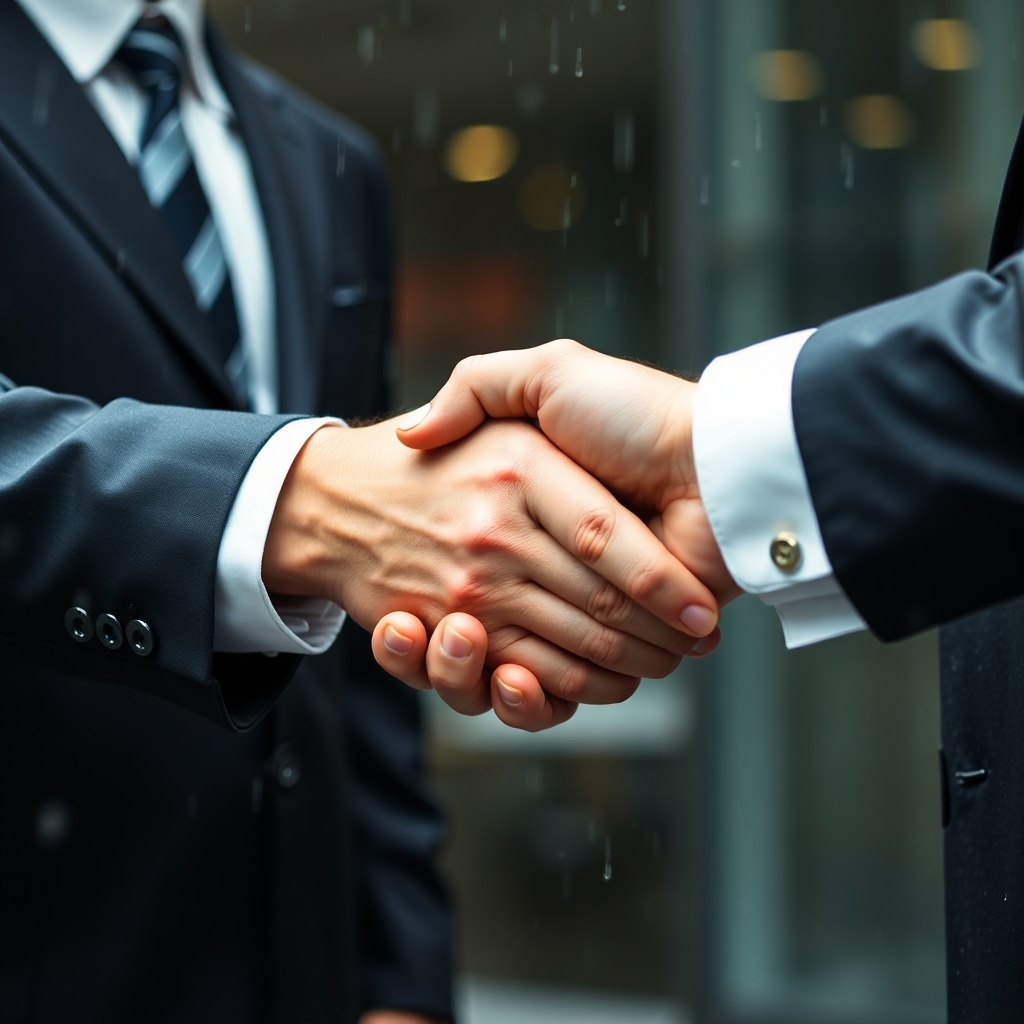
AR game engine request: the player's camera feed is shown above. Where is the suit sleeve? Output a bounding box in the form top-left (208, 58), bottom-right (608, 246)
top-left (0, 381), bottom-right (303, 729)
top-left (792, 247), bottom-right (1024, 640)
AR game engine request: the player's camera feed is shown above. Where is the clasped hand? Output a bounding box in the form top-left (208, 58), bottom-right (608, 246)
top-left (262, 372), bottom-right (721, 729)
top-left (364, 340), bottom-right (743, 731)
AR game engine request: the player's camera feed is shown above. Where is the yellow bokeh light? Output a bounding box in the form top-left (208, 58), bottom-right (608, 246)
top-left (443, 125), bottom-right (519, 183)
top-left (844, 95), bottom-right (915, 150)
top-left (911, 19), bottom-right (981, 71)
top-left (518, 166), bottom-right (587, 232)
top-left (749, 50), bottom-right (823, 102)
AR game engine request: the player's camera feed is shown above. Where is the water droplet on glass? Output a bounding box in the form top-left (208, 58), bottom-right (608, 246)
top-left (603, 837), bottom-right (613, 881)
top-left (575, 48), bottom-right (583, 77)
top-left (617, 0), bottom-right (626, 10)
top-left (549, 17), bottom-right (560, 74)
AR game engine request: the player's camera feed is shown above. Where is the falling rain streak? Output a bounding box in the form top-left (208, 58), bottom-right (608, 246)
top-left (603, 837), bottom-right (613, 881)
top-left (576, 48), bottom-right (583, 78)
top-left (550, 18), bottom-right (560, 74)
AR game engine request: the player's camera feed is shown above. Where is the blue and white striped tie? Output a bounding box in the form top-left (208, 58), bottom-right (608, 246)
top-left (118, 21), bottom-right (248, 406)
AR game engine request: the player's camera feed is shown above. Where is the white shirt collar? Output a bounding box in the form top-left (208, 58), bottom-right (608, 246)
top-left (15, 0), bottom-right (233, 117)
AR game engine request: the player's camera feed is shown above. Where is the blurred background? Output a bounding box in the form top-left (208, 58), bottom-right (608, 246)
top-left (209, 1), bottom-right (1024, 1021)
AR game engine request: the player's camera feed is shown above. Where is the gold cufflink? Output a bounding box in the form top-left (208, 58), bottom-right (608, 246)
top-left (770, 532), bottom-right (802, 572)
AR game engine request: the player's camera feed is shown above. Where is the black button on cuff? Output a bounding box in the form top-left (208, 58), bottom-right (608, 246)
top-left (96, 613), bottom-right (123, 650)
top-left (65, 606), bottom-right (93, 643)
top-left (126, 619), bottom-right (154, 657)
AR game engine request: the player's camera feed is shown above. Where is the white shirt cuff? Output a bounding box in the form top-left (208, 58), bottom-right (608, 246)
top-left (214, 418), bottom-right (347, 654)
top-left (693, 330), bottom-right (866, 649)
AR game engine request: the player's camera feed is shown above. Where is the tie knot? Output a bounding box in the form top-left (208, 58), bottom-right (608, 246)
top-left (119, 19), bottom-right (186, 94)
top-left (118, 19), bottom-right (187, 149)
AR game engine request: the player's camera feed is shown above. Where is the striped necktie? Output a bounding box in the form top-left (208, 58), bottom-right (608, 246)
top-left (117, 20), bottom-right (248, 406)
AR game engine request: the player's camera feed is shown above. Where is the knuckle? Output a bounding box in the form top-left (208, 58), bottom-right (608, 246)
top-left (445, 567), bottom-right (489, 610)
top-left (628, 561), bottom-right (668, 603)
top-left (579, 626), bottom-right (627, 669)
top-left (587, 581), bottom-right (634, 628)
top-left (574, 508), bottom-right (616, 564)
top-left (553, 662), bottom-right (590, 703)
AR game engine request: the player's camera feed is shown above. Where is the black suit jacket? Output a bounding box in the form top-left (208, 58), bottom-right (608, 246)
top-left (791, 118), bottom-right (1024, 1019)
top-left (0, 5), bottom-right (452, 1021)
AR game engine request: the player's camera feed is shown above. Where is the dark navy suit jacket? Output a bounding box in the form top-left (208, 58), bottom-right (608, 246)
top-left (792, 118), bottom-right (1024, 1021)
top-left (0, 3), bottom-right (452, 1021)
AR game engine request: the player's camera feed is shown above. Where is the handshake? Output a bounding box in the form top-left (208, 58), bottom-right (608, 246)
top-left (263, 340), bottom-right (743, 732)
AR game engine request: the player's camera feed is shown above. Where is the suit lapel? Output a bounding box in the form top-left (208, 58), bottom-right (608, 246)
top-left (0, 0), bottom-right (239, 408)
top-left (208, 25), bottom-right (320, 416)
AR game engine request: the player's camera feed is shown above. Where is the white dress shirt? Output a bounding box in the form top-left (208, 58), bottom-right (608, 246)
top-left (18, 0), bottom-right (345, 655)
top-left (694, 330), bottom-right (868, 648)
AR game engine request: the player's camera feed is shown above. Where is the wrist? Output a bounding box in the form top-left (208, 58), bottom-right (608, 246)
top-left (262, 424), bottom-right (346, 601)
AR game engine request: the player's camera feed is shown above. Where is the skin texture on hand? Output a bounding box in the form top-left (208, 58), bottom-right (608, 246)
top-left (262, 413), bottom-right (719, 716)
top-left (375, 340), bottom-right (742, 729)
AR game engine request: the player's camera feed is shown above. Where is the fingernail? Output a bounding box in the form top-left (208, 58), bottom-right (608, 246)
top-left (680, 605), bottom-right (717, 636)
top-left (441, 625), bottom-right (474, 661)
top-left (690, 634), bottom-right (718, 658)
top-left (494, 674), bottom-right (524, 707)
top-left (396, 403), bottom-right (431, 431)
top-left (383, 625), bottom-right (414, 655)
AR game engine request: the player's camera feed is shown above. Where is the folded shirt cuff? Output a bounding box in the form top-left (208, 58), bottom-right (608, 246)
top-left (693, 329), bottom-right (866, 649)
top-left (214, 417), bottom-right (347, 654)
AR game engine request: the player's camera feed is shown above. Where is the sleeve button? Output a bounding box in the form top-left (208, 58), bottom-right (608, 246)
top-left (96, 613), bottom-right (123, 650)
top-left (65, 607), bottom-right (94, 643)
top-left (127, 619), bottom-right (154, 657)
top-left (770, 532), bottom-right (802, 572)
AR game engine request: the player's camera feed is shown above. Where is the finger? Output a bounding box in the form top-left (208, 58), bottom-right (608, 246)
top-left (522, 441), bottom-right (719, 637)
top-left (395, 346), bottom-right (556, 449)
top-left (516, 527), bottom-right (701, 658)
top-left (371, 612), bottom-right (430, 690)
top-left (490, 664), bottom-right (579, 732)
top-left (687, 626), bottom-right (721, 658)
top-left (508, 580), bottom-right (684, 679)
top-left (424, 613), bottom-right (493, 716)
top-left (485, 625), bottom-right (642, 705)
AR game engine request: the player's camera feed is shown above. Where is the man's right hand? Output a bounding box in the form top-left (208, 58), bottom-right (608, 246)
top-left (261, 413), bottom-right (719, 721)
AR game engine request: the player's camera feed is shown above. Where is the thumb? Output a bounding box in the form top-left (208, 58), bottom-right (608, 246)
top-left (395, 347), bottom-right (549, 449)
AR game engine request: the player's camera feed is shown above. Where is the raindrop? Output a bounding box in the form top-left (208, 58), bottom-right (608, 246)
top-left (499, 17), bottom-right (507, 42)
top-left (603, 837), bottom-right (613, 881)
top-left (731, 158), bottom-right (740, 169)
top-left (549, 17), bottom-right (560, 74)
top-left (244, 4), bottom-right (252, 33)
top-left (508, 59), bottom-right (514, 77)
top-left (754, 111), bottom-right (762, 151)
top-left (617, 0), bottom-right (626, 10)
top-left (613, 110), bottom-right (635, 172)
top-left (575, 47), bottom-right (583, 78)
top-left (841, 142), bottom-right (854, 190)
top-left (412, 89), bottom-right (439, 147)
top-left (700, 174), bottom-right (709, 206)
top-left (357, 25), bottom-right (375, 65)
